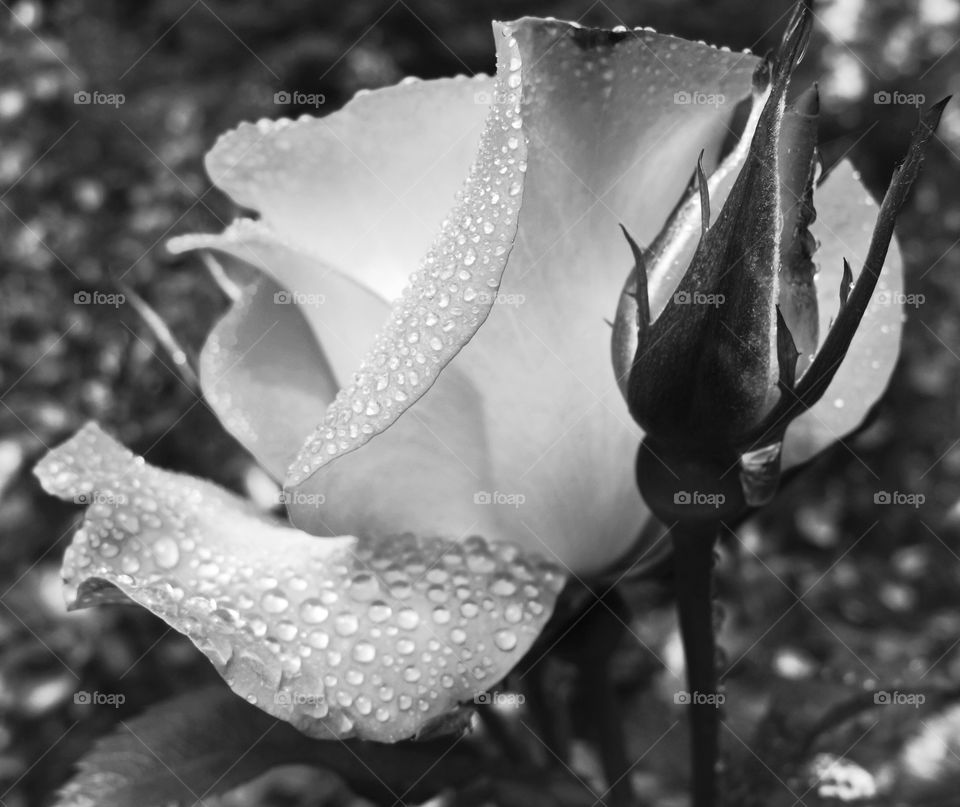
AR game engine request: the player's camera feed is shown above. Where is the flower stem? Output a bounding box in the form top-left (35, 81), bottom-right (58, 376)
top-left (672, 522), bottom-right (720, 807)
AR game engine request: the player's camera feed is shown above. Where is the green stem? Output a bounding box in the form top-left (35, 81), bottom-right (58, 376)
top-left (673, 522), bottom-right (721, 807)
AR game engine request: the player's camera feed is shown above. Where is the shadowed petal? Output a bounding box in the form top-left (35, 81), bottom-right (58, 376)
top-left (287, 368), bottom-right (507, 545)
top-left (34, 424), bottom-right (565, 742)
top-left (170, 219), bottom-right (389, 387)
top-left (196, 266), bottom-right (338, 481)
top-left (782, 160), bottom-right (904, 466)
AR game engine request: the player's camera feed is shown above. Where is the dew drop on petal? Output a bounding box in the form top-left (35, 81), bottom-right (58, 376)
top-left (494, 629), bottom-right (518, 652)
top-left (397, 607), bottom-right (420, 630)
top-left (300, 599), bottom-right (329, 624)
top-left (335, 613), bottom-right (359, 637)
top-left (261, 589), bottom-right (289, 614)
top-left (367, 601), bottom-right (392, 623)
top-left (152, 537), bottom-right (180, 570)
top-left (353, 642), bottom-right (376, 664)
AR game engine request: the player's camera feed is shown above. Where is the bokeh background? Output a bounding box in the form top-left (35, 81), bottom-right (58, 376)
top-left (1, 0), bottom-right (958, 805)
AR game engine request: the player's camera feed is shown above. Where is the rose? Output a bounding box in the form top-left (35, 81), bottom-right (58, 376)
top-left (35, 17), bottom-right (899, 743)
top-left (612, 5), bottom-right (939, 514)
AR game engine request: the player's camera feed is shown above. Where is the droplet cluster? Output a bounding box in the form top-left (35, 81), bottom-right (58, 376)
top-left (286, 25), bottom-right (528, 485)
top-left (35, 423), bottom-right (565, 743)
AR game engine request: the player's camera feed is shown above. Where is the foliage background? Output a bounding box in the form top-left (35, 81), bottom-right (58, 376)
top-left (1, 0), bottom-right (958, 804)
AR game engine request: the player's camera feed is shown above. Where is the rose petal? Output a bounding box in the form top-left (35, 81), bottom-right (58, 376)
top-left (200, 76), bottom-right (493, 303)
top-left (196, 265), bottom-right (337, 481)
top-left (291, 20), bottom-right (759, 573)
top-left (172, 223), bottom-right (504, 541)
top-left (286, 23), bottom-right (527, 488)
top-left (783, 159), bottom-right (904, 466)
top-left (287, 368), bottom-right (507, 545)
top-left (34, 424), bottom-right (565, 742)
top-left (169, 219), bottom-right (389, 387)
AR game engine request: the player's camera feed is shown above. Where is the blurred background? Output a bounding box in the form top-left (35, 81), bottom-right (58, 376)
top-left (1, 0), bottom-right (958, 804)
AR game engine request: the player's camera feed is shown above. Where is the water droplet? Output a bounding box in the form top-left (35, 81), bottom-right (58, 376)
top-left (307, 629), bottom-right (329, 649)
top-left (397, 608), bottom-right (420, 630)
top-left (397, 638), bottom-right (416, 655)
top-left (349, 572), bottom-right (379, 601)
top-left (491, 576), bottom-right (516, 597)
top-left (353, 642), bottom-right (376, 663)
top-left (335, 613), bottom-right (359, 637)
top-left (432, 606), bottom-right (451, 624)
top-left (494, 629), bottom-right (518, 651)
top-left (153, 537), bottom-right (180, 569)
top-left (276, 621), bottom-right (298, 641)
top-left (355, 695), bottom-right (372, 715)
top-left (368, 601), bottom-right (392, 623)
top-left (403, 666), bottom-right (422, 683)
top-left (261, 589), bottom-right (289, 614)
top-left (300, 599), bottom-right (329, 624)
